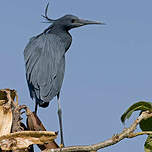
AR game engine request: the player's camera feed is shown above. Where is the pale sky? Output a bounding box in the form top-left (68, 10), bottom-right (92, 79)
top-left (0, 0), bottom-right (152, 151)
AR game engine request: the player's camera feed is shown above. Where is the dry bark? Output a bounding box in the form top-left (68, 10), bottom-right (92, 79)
top-left (0, 89), bottom-right (57, 152)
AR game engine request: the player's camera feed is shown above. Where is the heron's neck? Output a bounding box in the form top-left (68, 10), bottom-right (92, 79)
top-left (48, 26), bottom-right (72, 51)
top-left (48, 25), bottom-right (69, 35)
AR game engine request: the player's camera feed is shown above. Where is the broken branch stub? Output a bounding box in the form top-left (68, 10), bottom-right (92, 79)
top-left (0, 89), bottom-right (58, 151)
top-left (0, 131), bottom-right (57, 150)
top-left (0, 89), bottom-right (13, 136)
top-left (26, 108), bottom-right (59, 150)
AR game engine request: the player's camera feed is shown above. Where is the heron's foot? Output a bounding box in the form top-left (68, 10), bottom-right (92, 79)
top-left (59, 143), bottom-right (64, 148)
top-left (60, 137), bottom-right (65, 148)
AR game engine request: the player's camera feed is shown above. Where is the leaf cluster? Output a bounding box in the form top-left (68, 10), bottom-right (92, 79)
top-left (121, 101), bottom-right (152, 152)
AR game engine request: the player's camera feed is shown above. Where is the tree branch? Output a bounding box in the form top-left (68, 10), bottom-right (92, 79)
top-left (45, 111), bottom-right (152, 152)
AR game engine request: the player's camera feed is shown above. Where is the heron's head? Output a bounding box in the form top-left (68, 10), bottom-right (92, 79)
top-left (42, 3), bottom-right (105, 31)
top-left (54, 15), bottom-right (104, 30)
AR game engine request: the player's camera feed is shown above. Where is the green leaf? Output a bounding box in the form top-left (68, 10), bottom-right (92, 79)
top-left (145, 147), bottom-right (152, 152)
top-left (121, 101), bottom-right (152, 123)
top-left (144, 135), bottom-right (152, 152)
top-left (140, 117), bottom-right (152, 131)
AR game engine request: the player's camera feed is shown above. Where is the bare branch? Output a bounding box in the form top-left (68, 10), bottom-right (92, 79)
top-left (45, 111), bottom-right (152, 152)
top-left (0, 131), bottom-right (57, 151)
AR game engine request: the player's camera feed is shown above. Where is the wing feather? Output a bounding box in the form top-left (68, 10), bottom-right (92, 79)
top-left (24, 33), bottom-right (66, 103)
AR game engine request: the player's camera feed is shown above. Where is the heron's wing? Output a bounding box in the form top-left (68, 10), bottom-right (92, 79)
top-left (24, 34), bottom-right (65, 102)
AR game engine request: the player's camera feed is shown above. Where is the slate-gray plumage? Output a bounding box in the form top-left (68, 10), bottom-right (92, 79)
top-left (24, 4), bottom-right (103, 146)
top-left (24, 27), bottom-right (71, 107)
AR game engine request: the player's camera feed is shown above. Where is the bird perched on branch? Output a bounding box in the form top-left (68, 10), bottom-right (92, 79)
top-left (24, 3), bottom-right (104, 146)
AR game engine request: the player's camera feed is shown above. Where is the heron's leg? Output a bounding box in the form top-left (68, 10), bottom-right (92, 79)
top-left (57, 93), bottom-right (64, 147)
top-left (35, 102), bottom-right (38, 114)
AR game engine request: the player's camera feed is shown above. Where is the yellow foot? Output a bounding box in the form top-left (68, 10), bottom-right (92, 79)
top-left (59, 144), bottom-right (64, 148)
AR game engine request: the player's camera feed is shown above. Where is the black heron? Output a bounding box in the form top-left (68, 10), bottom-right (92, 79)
top-left (24, 4), bottom-right (104, 146)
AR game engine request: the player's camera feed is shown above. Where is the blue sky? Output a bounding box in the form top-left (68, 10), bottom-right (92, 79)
top-left (0, 0), bottom-right (152, 151)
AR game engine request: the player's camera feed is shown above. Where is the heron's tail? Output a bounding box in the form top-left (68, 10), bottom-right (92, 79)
top-left (39, 102), bottom-right (50, 108)
top-left (36, 98), bottom-right (50, 108)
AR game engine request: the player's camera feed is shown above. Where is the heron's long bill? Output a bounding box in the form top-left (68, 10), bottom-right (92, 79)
top-left (77, 19), bottom-right (105, 26)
